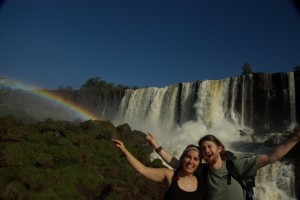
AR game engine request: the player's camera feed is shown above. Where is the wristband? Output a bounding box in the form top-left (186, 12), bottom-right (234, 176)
top-left (155, 146), bottom-right (163, 153)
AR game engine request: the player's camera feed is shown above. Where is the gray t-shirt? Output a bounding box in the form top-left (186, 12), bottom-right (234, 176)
top-left (205, 157), bottom-right (259, 200)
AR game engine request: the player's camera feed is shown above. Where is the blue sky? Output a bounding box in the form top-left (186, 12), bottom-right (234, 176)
top-left (0, 0), bottom-right (300, 89)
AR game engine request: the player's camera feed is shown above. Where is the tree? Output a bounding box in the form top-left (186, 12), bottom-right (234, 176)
top-left (80, 77), bottom-right (133, 91)
top-left (241, 62), bottom-right (253, 75)
top-left (293, 66), bottom-right (300, 71)
top-left (81, 77), bottom-right (107, 89)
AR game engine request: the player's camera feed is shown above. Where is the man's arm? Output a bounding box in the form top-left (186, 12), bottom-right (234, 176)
top-left (257, 129), bottom-right (300, 168)
top-left (146, 133), bottom-right (180, 169)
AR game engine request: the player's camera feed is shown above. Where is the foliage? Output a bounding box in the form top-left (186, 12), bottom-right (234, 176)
top-left (294, 66), bottom-right (300, 71)
top-left (241, 62), bottom-right (253, 75)
top-left (80, 76), bottom-right (137, 91)
top-left (0, 116), bottom-right (165, 200)
top-left (81, 77), bottom-right (113, 90)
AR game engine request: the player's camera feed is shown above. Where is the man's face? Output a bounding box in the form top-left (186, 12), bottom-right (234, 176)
top-left (200, 140), bottom-right (222, 165)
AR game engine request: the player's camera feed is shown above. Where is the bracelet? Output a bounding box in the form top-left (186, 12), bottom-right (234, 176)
top-left (155, 146), bottom-right (163, 153)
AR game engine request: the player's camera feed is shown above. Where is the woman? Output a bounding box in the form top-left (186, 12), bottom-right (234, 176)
top-left (112, 139), bottom-right (203, 200)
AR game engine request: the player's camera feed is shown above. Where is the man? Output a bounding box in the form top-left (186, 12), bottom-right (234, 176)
top-left (146, 129), bottom-right (300, 200)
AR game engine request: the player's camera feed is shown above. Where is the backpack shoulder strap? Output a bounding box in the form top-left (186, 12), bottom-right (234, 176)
top-left (226, 160), bottom-right (247, 191)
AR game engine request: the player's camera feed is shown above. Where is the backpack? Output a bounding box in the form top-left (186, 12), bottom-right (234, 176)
top-left (202, 151), bottom-right (256, 200)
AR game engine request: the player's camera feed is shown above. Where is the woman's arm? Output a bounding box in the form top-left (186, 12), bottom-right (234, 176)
top-left (146, 133), bottom-right (180, 169)
top-left (112, 139), bottom-right (170, 182)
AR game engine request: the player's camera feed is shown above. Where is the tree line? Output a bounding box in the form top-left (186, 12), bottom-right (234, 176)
top-left (56, 64), bottom-right (300, 91)
top-left (57, 77), bottom-right (138, 91)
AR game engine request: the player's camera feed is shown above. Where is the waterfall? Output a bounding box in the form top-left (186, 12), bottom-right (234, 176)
top-left (112, 72), bottom-right (298, 200)
top-left (116, 86), bottom-right (179, 135)
top-left (115, 72), bottom-right (297, 146)
top-left (228, 77), bottom-right (240, 126)
top-left (263, 74), bottom-right (272, 131)
top-left (194, 80), bottom-right (226, 128)
top-left (241, 75), bottom-right (254, 131)
top-left (288, 72), bottom-right (296, 128)
top-left (255, 162), bottom-right (296, 200)
top-left (178, 82), bottom-right (198, 124)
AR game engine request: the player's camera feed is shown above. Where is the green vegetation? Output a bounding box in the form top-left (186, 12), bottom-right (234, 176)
top-left (81, 77), bottom-right (115, 90)
top-left (56, 76), bottom-right (139, 91)
top-left (0, 116), bottom-right (165, 200)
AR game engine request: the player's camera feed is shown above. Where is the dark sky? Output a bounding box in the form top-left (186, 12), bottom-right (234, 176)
top-left (0, 0), bottom-right (300, 89)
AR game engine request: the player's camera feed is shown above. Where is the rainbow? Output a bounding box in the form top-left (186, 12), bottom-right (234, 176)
top-left (0, 78), bottom-right (100, 121)
top-left (34, 89), bottom-right (100, 120)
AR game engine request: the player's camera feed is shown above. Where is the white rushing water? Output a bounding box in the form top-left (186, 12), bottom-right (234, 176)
top-left (113, 74), bottom-right (297, 200)
top-left (255, 162), bottom-right (296, 200)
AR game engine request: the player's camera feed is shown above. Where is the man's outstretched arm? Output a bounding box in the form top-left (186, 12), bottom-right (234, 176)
top-left (258, 129), bottom-right (300, 168)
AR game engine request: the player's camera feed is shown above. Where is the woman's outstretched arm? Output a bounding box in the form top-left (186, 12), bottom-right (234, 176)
top-left (112, 139), bottom-right (171, 182)
top-left (146, 133), bottom-right (180, 169)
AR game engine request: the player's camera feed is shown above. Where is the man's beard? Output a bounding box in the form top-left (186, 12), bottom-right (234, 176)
top-left (205, 154), bottom-right (218, 166)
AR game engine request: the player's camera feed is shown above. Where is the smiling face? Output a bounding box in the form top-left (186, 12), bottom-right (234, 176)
top-left (181, 149), bottom-right (201, 174)
top-left (198, 135), bottom-right (225, 167)
top-left (200, 140), bottom-right (223, 166)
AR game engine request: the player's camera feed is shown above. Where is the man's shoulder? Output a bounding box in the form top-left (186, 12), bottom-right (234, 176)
top-left (232, 156), bottom-right (258, 165)
top-left (231, 156), bottom-right (259, 175)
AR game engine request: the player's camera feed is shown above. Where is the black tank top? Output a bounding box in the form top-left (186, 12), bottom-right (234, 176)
top-left (164, 171), bottom-right (203, 200)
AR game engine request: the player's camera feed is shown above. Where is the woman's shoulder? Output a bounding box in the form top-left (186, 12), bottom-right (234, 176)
top-left (163, 169), bottom-right (175, 186)
top-left (164, 168), bottom-right (175, 177)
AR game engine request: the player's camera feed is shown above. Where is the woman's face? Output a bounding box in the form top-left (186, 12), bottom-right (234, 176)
top-left (181, 149), bottom-right (201, 173)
